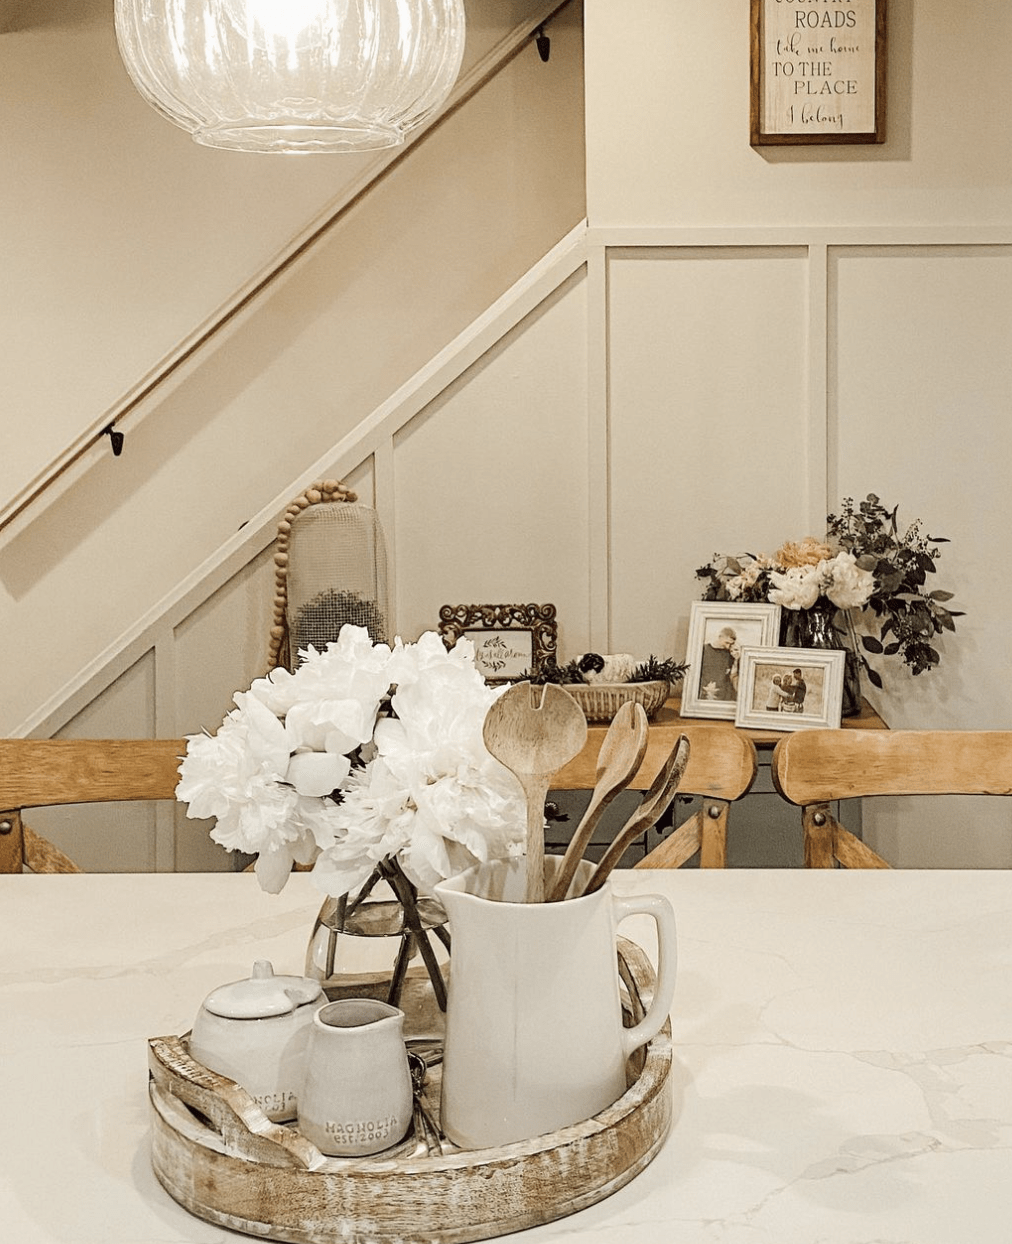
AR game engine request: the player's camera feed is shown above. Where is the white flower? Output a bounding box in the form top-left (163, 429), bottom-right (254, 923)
top-left (176, 692), bottom-right (336, 893)
top-left (767, 564), bottom-right (822, 611)
top-left (823, 551), bottom-right (875, 610)
top-left (177, 625), bottom-right (525, 898)
top-left (286, 749), bottom-right (351, 797)
top-left (248, 625), bottom-right (392, 755)
top-left (311, 637), bottom-right (525, 898)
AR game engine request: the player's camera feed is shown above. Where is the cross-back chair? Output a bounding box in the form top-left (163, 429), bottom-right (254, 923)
top-left (0, 738), bottom-right (186, 873)
top-left (633, 727), bottom-right (758, 868)
top-left (553, 723), bottom-right (757, 868)
top-left (771, 729), bottom-right (1012, 868)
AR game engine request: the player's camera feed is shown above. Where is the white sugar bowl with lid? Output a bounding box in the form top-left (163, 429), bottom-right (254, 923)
top-left (188, 959), bottom-right (323, 1122)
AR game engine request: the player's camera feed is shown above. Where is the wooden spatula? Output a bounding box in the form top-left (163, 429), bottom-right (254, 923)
top-left (546, 700), bottom-right (649, 902)
top-left (482, 682), bottom-right (588, 902)
top-left (581, 733), bottom-right (691, 896)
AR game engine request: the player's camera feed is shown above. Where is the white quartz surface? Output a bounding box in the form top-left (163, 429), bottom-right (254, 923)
top-left (2, 869), bottom-right (1010, 1243)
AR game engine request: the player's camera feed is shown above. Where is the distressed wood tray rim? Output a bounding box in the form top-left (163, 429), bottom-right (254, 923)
top-left (148, 937), bottom-right (673, 1244)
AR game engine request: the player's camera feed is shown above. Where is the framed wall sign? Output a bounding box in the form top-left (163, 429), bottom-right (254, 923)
top-left (750, 0), bottom-right (886, 146)
top-left (438, 602), bottom-right (558, 684)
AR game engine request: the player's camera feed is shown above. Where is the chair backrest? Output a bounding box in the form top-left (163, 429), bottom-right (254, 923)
top-left (771, 729), bottom-right (1012, 867)
top-left (0, 738), bottom-right (185, 873)
top-left (633, 726), bottom-right (758, 869)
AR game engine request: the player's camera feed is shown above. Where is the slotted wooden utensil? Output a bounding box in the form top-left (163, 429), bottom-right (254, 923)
top-left (547, 700), bottom-right (649, 902)
top-left (482, 682), bottom-right (588, 903)
top-left (581, 733), bottom-right (691, 896)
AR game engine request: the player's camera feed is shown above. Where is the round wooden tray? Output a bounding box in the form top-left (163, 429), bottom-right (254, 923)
top-left (148, 938), bottom-right (673, 1244)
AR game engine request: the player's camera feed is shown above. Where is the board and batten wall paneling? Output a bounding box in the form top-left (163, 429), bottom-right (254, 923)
top-left (831, 245), bottom-right (1012, 729)
top-left (392, 272), bottom-right (592, 659)
top-left (28, 651), bottom-right (165, 873)
top-left (830, 243), bottom-right (1012, 868)
top-left (173, 549), bottom-right (277, 739)
top-left (607, 246), bottom-right (812, 663)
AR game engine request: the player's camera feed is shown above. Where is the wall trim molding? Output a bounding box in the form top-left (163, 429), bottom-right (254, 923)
top-left (18, 221), bottom-right (592, 739)
top-left (0, 0), bottom-right (577, 548)
top-left (20, 224), bottom-right (1012, 746)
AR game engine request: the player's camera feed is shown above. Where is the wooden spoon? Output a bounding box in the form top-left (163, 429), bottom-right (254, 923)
top-left (482, 682), bottom-right (588, 902)
top-left (581, 733), bottom-right (691, 896)
top-left (547, 700), bottom-right (649, 902)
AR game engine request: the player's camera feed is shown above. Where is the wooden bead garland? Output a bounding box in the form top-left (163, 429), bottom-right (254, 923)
top-left (266, 479), bottom-right (358, 672)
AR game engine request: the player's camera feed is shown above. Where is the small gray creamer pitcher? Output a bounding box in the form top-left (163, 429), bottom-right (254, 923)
top-left (297, 998), bottom-right (413, 1156)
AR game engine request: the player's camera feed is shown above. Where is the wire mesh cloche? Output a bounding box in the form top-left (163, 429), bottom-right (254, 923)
top-left (268, 480), bottom-right (389, 672)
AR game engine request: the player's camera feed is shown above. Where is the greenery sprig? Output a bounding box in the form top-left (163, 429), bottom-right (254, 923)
top-left (826, 494), bottom-right (963, 686)
top-left (524, 655), bottom-right (688, 686)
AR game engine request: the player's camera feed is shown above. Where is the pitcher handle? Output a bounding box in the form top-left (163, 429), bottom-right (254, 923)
top-left (613, 892), bottom-right (677, 1058)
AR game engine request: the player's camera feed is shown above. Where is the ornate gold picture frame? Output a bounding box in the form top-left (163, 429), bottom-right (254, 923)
top-left (438, 603), bottom-right (558, 683)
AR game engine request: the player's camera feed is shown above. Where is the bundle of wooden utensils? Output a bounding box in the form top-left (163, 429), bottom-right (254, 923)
top-left (482, 682), bottom-right (690, 901)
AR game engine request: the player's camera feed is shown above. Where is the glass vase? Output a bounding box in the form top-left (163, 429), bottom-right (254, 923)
top-left (305, 858), bottom-right (449, 1011)
top-left (781, 600), bottom-right (863, 718)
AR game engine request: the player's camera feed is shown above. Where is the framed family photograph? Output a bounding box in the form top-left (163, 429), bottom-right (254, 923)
top-left (437, 602), bottom-right (558, 684)
top-left (734, 646), bottom-right (846, 732)
top-left (680, 601), bottom-right (782, 721)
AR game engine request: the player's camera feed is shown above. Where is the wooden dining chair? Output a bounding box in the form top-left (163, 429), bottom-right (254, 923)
top-left (0, 738), bottom-right (186, 873)
top-left (633, 727), bottom-right (759, 869)
top-left (771, 729), bottom-right (1012, 868)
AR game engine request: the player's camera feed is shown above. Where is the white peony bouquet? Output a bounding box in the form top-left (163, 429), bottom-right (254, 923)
top-left (767, 545), bottom-right (875, 612)
top-left (696, 495), bottom-right (961, 683)
top-left (176, 626), bottom-right (525, 897)
top-left (698, 537), bottom-right (874, 613)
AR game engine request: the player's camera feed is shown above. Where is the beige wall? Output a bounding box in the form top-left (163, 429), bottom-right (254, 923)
top-left (582, 0), bottom-right (1011, 865)
top-left (11, 1), bottom-right (1012, 870)
top-left (0, 0), bottom-right (572, 505)
top-left (586, 0), bottom-right (1012, 228)
top-left (0, 2), bottom-right (587, 745)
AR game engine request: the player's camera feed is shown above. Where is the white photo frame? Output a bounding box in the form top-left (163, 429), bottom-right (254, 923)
top-left (680, 601), bottom-right (782, 721)
top-left (734, 646), bottom-right (846, 733)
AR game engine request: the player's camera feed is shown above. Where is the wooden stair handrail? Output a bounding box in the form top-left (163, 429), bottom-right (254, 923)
top-left (0, 0), bottom-right (577, 543)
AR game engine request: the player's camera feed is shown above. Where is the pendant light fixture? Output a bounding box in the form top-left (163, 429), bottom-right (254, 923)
top-left (114, 0), bottom-right (467, 155)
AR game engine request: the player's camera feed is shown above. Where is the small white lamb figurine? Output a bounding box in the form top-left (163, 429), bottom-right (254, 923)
top-left (576, 653), bottom-right (637, 685)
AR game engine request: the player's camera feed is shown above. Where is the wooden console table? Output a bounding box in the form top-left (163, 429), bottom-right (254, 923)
top-left (550, 694), bottom-right (888, 868)
top-left (553, 693), bottom-right (888, 791)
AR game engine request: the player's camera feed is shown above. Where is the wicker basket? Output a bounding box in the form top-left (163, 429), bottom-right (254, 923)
top-left (563, 680), bottom-right (670, 724)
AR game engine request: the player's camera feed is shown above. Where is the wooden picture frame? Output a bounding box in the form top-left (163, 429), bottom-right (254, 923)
top-left (438, 602), bottom-right (558, 684)
top-left (750, 0), bottom-right (886, 146)
top-left (680, 602), bottom-right (782, 721)
top-left (734, 646), bottom-right (846, 732)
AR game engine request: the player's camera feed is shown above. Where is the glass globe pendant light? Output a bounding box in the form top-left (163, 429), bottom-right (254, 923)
top-left (114, 0), bottom-right (467, 154)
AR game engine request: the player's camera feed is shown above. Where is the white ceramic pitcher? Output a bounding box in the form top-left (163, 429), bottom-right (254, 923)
top-left (433, 855), bottom-right (677, 1149)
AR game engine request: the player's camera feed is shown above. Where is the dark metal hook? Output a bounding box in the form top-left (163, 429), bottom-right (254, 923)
top-left (535, 25), bottom-right (550, 62)
top-left (103, 425), bottom-right (125, 456)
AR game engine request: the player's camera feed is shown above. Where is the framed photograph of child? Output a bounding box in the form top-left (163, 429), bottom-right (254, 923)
top-left (680, 601), bottom-right (782, 721)
top-left (734, 646), bottom-right (846, 733)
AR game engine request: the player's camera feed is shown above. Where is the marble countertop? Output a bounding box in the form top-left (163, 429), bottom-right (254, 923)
top-left (2, 868), bottom-right (1010, 1243)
